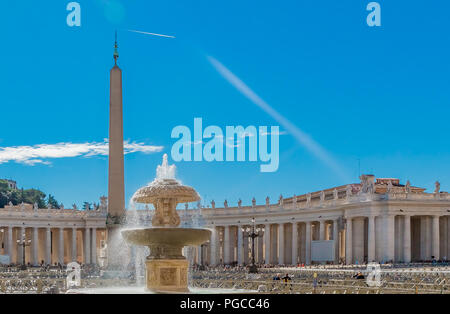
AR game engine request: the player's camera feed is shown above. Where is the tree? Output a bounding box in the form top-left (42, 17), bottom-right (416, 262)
top-left (82, 202), bottom-right (91, 211)
top-left (47, 194), bottom-right (60, 209)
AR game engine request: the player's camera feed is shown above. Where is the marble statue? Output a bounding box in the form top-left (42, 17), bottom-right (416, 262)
top-left (33, 202), bottom-right (38, 211)
top-left (405, 180), bottom-right (411, 194)
top-left (306, 193), bottom-right (311, 207)
top-left (346, 185), bottom-right (352, 199)
top-left (211, 200), bottom-right (215, 209)
top-left (266, 196), bottom-right (270, 206)
top-left (279, 195), bottom-right (283, 207)
top-left (100, 196), bottom-right (108, 212)
top-left (435, 181), bottom-right (441, 194)
top-left (387, 181), bottom-right (393, 193)
top-left (333, 189), bottom-right (338, 200)
top-left (238, 199), bottom-right (242, 208)
top-left (252, 197), bottom-right (256, 207)
top-left (293, 194), bottom-right (297, 208)
top-left (224, 200), bottom-right (228, 208)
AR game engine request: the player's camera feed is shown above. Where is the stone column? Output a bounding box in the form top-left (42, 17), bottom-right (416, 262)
top-left (45, 227), bottom-right (51, 265)
top-left (18, 227), bottom-right (25, 264)
top-left (319, 220), bottom-right (326, 241)
top-left (32, 227), bottom-right (38, 266)
top-left (91, 228), bottom-right (97, 265)
top-left (237, 225), bottom-right (243, 265)
top-left (382, 215), bottom-right (395, 262)
top-left (243, 234), bottom-right (249, 264)
top-left (292, 222), bottom-right (298, 265)
top-left (7, 226), bottom-right (13, 258)
top-left (264, 224), bottom-right (271, 264)
top-left (333, 219), bottom-right (339, 264)
top-left (403, 215), bottom-right (411, 263)
top-left (432, 215), bottom-right (440, 260)
top-left (278, 223), bottom-right (285, 265)
top-left (223, 226), bottom-right (231, 264)
top-left (447, 217), bottom-right (450, 261)
top-left (368, 216), bottom-right (376, 262)
top-left (257, 232), bottom-right (264, 263)
top-left (58, 228), bottom-right (64, 265)
top-left (305, 221), bottom-right (311, 265)
top-left (345, 218), bottom-right (353, 264)
top-left (209, 227), bottom-right (218, 266)
top-left (72, 228), bottom-right (77, 263)
top-left (84, 228), bottom-right (91, 264)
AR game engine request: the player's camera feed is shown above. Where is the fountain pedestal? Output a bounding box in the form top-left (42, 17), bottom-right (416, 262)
top-left (121, 154), bottom-right (211, 293)
top-left (146, 259), bottom-right (189, 293)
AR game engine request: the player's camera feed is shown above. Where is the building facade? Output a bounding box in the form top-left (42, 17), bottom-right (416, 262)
top-left (1, 175), bottom-right (449, 267)
top-left (194, 176), bottom-right (450, 266)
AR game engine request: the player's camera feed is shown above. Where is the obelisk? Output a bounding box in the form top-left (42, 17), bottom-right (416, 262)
top-left (106, 32), bottom-right (126, 269)
top-left (108, 32), bottom-right (125, 219)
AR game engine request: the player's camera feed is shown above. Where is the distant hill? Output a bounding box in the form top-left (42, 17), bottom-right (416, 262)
top-left (0, 179), bottom-right (60, 209)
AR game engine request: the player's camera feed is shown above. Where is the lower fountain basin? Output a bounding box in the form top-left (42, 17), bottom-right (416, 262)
top-left (121, 227), bottom-right (212, 292)
top-left (121, 227), bottom-right (211, 248)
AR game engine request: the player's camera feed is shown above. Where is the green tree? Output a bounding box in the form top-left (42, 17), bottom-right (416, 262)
top-left (47, 194), bottom-right (60, 209)
top-left (82, 202), bottom-right (91, 210)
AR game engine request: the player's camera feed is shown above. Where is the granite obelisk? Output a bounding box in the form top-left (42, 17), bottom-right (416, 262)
top-left (106, 32), bottom-right (126, 269)
top-left (108, 32), bottom-right (125, 219)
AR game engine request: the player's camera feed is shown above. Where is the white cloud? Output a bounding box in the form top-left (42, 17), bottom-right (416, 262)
top-left (0, 140), bottom-right (163, 166)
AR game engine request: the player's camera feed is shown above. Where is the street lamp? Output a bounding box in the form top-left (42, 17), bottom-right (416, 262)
top-left (17, 233), bottom-right (31, 270)
top-left (241, 217), bottom-right (262, 274)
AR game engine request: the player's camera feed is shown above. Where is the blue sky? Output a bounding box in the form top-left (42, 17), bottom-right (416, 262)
top-left (0, 1), bottom-right (449, 209)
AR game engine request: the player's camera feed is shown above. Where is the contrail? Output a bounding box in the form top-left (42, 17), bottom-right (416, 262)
top-left (207, 56), bottom-right (350, 181)
top-left (128, 29), bottom-right (175, 38)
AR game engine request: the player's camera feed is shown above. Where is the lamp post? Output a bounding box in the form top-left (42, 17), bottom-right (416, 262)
top-left (242, 217), bottom-right (261, 274)
top-left (17, 233), bottom-right (31, 270)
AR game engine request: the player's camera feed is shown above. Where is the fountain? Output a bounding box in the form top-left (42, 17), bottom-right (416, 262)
top-left (121, 154), bottom-right (211, 293)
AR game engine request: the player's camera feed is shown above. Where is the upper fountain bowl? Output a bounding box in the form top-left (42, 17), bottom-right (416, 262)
top-left (132, 178), bottom-right (200, 204)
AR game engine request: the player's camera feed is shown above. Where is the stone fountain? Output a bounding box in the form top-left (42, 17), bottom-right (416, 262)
top-left (121, 154), bottom-right (211, 293)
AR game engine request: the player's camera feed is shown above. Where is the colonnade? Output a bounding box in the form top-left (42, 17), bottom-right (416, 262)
top-left (196, 214), bottom-right (450, 266)
top-left (0, 226), bottom-right (104, 266)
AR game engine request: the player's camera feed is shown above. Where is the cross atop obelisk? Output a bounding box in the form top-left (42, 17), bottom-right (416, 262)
top-left (108, 31), bottom-right (125, 220)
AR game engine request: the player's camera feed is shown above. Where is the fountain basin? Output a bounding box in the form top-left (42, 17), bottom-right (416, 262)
top-left (122, 228), bottom-right (211, 248)
top-left (121, 228), bottom-right (211, 293)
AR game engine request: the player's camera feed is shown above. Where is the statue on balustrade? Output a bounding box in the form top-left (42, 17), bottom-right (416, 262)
top-left (306, 193), bottom-right (311, 207)
top-left (346, 185), bottom-right (352, 199)
top-left (237, 199), bottom-right (242, 208)
top-left (405, 180), bottom-right (411, 194)
top-left (211, 200), bottom-right (215, 209)
top-left (252, 197), bottom-right (256, 207)
top-left (320, 191), bottom-right (325, 203)
top-left (265, 196), bottom-right (270, 207)
top-left (224, 199), bottom-right (228, 208)
top-left (387, 181), bottom-right (393, 193)
top-left (435, 181), bottom-right (440, 194)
